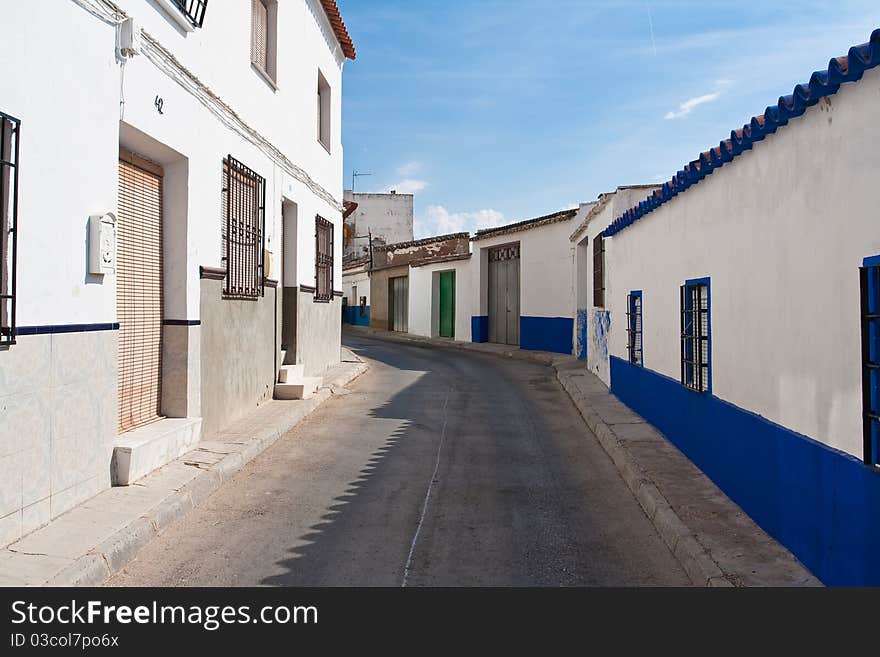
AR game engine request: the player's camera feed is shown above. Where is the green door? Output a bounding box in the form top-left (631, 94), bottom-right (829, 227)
top-left (439, 271), bottom-right (455, 338)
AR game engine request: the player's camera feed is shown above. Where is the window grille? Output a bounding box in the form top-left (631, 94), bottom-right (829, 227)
top-left (681, 281), bottom-right (710, 392)
top-left (315, 216), bottom-right (333, 302)
top-left (860, 263), bottom-right (880, 466)
top-left (626, 291), bottom-right (643, 366)
top-left (173, 0), bottom-right (208, 28)
top-left (0, 111), bottom-right (20, 347)
top-left (222, 156), bottom-right (265, 299)
top-left (593, 233), bottom-right (605, 308)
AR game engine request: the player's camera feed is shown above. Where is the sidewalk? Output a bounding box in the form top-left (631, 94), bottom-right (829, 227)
top-left (0, 350), bottom-right (368, 587)
top-left (347, 326), bottom-right (820, 586)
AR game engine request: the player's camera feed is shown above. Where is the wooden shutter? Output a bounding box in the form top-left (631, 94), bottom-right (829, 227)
top-left (593, 233), bottom-right (605, 308)
top-left (117, 154), bottom-right (164, 433)
top-left (251, 0), bottom-right (268, 71)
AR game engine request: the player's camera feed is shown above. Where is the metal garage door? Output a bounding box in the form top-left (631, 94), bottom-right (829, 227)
top-left (389, 275), bottom-right (408, 333)
top-left (117, 152), bottom-right (164, 433)
top-left (488, 244), bottom-right (520, 345)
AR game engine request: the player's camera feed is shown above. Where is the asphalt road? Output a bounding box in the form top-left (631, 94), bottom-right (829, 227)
top-left (108, 333), bottom-right (690, 587)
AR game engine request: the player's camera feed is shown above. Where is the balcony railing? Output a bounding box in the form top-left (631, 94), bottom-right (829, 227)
top-left (173, 0), bottom-right (208, 29)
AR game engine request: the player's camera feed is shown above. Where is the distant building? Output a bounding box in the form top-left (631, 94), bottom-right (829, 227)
top-left (343, 191), bottom-right (414, 261)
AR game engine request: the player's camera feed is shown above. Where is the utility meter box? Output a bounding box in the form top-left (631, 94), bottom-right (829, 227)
top-left (88, 213), bottom-right (116, 275)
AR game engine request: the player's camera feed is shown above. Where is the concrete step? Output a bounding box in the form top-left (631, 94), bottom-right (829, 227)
top-left (112, 417), bottom-right (203, 486)
top-left (274, 377), bottom-right (322, 401)
top-left (278, 363), bottom-right (305, 383)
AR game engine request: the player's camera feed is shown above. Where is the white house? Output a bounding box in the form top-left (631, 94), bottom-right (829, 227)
top-left (470, 210), bottom-right (578, 353)
top-left (596, 29), bottom-right (880, 585)
top-left (569, 187), bottom-right (657, 385)
top-left (341, 258), bottom-right (371, 327)
top-left (0, 0), bottom-right (355, 547)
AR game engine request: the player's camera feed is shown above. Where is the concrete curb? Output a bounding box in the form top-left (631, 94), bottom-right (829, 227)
top-left (45, 359), bottom-right (369, 587)
top-left (556, 371), bottom-right (729, 586)
top-left (348, 327), bottom-right (816, 587)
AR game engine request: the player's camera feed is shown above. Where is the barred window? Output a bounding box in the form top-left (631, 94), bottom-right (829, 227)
top-left (681, 280), bottom-right (710, 392)
top-left (173, 0), bottom-right (207, 28)
top-left (222, 156), bottom-right (265, 299)
top-left (593, 233), bottom-right (605, 308)
top-left (1, 112), bottom-right (20, 347)
top-left (860, 260), bottom-right (880, 466)
top-left (626, 291), bottom-right (643, 366)
top-left (315, 216), bottom-right (333, 302)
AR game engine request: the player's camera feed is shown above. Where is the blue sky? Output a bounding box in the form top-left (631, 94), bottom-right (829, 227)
top-left (339, 1), bottom-right (880, 238)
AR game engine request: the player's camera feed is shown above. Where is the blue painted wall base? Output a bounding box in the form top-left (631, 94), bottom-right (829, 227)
top-left (609, 355), bottom-right (880, 585)
top-left (576, 309), bottom-right (588, 360)
top-left (520, 316), bottom-right (573, 354)
top-left (343, 306), bottom-right (370, 327)
top-left (471, 316), bottom-right (488, 343)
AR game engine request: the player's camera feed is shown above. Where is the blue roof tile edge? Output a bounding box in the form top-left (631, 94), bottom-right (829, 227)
top-left (603, 28), bottom-right (880, 238)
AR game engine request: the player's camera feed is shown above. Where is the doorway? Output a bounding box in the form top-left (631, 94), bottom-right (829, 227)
top-left (117, 151), bottom-right (164, 433)
top-left (389, 275), bottom-right (408, 332)
top-left (439, 271), bottom-right (455, 338)
top-left (488, 243), bottom-right (520, 345)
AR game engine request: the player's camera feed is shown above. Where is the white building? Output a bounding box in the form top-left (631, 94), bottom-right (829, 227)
top-left (341, 259), bottom-right (371, 327)
top-left (569, 187), bottom-right (657, 386)
top-left (0, 0), bottom-right (355, 547)
top-left (470, 210), bottom-right (578, 353)
top-left (342, 191), bottom-right (414, 260)
top-left (593, 29), bottom-right (880, 585)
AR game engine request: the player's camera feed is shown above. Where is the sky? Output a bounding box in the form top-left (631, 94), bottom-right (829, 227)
top-left (338, 0), bottom-right (880, 238)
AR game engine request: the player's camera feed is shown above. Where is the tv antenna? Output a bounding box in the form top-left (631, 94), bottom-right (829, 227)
top-left (351, 170), bottom-right (372, 192)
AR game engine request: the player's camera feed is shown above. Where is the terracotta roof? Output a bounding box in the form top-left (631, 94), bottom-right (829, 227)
top-left (374, 233), bottom-right (470, 252)
top-left (604, 28), bottom-right (880, 237)
top-left (410, 253), bottom-right (473, 268)
top-left (473, 209), bottom-right (577, 241)
top-left (342, 199), bottom-right (359, 219)
top-left (320, 0), bottom-right (356, 60)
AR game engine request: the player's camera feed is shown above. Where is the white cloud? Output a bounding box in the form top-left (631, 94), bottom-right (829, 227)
top-left (382, 179), bottom-right (429, 194)
top-left (664, 91), bottom-right (721, 120)
top-left (415, 205), bottom-right (505, 239)
top-left (396, 161), bottom-right (422, 176)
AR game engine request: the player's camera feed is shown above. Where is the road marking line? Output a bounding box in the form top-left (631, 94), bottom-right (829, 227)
top-left (401, 387), bottom-right (451, 587)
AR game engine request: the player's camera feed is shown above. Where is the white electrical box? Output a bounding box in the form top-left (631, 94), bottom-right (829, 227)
top-left (88, 213), bottom-right (117, 275)
top-left (117, 17), bottom-right (142, 58)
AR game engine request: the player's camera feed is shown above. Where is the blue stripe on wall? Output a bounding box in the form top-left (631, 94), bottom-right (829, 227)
top-left (520, 316), bottom-right (573, 354)
top-left (609, 355), bottom-right (880, 585)
top-left (471, 316), bottom-right (488, 343)
top-left (343, 306), bottom-right (370, 326)
top-left (16, 322), bottom-right (119, 336)
top-left (576, 309), bottom-right (588, 360)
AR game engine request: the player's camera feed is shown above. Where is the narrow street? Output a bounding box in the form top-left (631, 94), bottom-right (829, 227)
top-left (108, 333), bottom-right (689, 587)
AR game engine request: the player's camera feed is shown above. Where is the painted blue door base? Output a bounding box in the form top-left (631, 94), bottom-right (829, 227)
top-left (520, 316), bottom-right (573, 354)
top-left (609, 355), bottom-right (880, 586)
top-left (471, 316), bottom-right (488, 343)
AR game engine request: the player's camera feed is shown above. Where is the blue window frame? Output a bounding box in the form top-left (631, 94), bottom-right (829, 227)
top-left (626, 290), bottom-right (643, 366)
top-left (861, 256), bottom-right (880, 466)
top-left (680, 278), bottom-right (711, 393)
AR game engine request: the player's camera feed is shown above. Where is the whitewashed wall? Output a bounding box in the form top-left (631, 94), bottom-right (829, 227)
top-left (342, 267), bottom-right (371, 306)
top-left (605, 67), bottom-right (880, 459)
top-left (408, 258), bottom-right (474, 340)
top-left (474, 220), bottom-right (576, 320)
top-left (343, 192), bottom-right (414, 258)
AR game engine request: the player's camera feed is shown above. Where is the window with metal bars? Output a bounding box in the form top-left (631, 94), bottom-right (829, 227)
top-left (222, 156), bottom-right (265, 299)
top-left (1, 111), bottom-right (20, 347)
top-left (593, 233), bottom-right (605, 308)
top-left (315, 216), bottom-right (333, 302)
top-left (681, 279), bottom-right (710, 393)
top-left (860, 258), bottom-right (880, 466)
top-left (173, 0), bottom-right (208, 28)
top-left (626, 291), bottom-right (643, 366)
